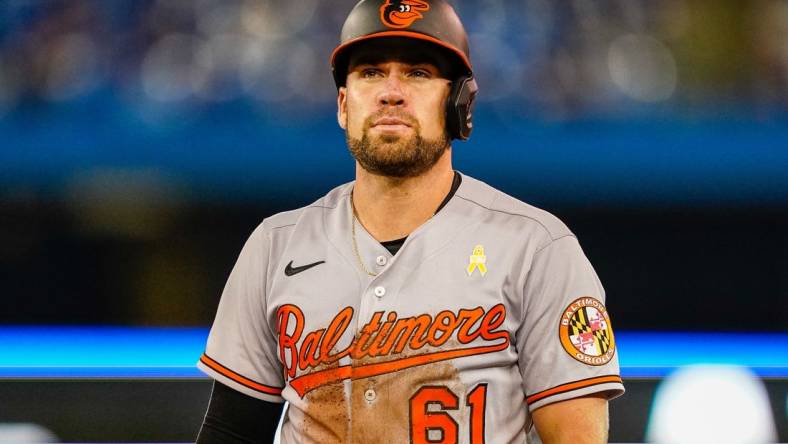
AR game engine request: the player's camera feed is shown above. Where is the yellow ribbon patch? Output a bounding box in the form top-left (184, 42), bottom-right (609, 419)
top-left (467, 244), bottom-right (487, 276)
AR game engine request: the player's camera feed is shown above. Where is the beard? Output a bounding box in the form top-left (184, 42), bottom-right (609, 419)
top-left (346, 109), bottom-right (449, 178)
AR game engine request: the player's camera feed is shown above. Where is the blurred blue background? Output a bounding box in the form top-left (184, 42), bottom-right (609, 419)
top-left (0, 0), bottom-right (786, 199)
top-left (0, 0), bottom-right (787, 205)
top-left (1, 0), bottom-right (786, 328)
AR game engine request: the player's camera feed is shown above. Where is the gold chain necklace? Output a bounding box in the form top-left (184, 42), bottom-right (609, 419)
top-left (350, 193), bottom-right (378, 277)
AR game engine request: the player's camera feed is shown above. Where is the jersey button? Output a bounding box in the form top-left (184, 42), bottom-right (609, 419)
top-left (375, 255), bottom-right (387, 266)
top-left (373, 286), bottom-right (386, 298)
top-left (364, 388), bottom-right (376, 402)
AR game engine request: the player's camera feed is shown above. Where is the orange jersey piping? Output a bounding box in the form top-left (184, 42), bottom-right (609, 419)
top-left (526, 375), bottom-right (622, 405)
top-left (200, 353), bottom-right (284, 396)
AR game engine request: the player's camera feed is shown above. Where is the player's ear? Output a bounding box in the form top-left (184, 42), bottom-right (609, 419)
top-left (337, 86), bottom-right (348, 130)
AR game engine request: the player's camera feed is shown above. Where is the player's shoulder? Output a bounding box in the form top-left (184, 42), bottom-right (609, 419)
top-left (455, 173), bottom-right (574, 242)
top-left (255, 181), bottom-right (353, 235)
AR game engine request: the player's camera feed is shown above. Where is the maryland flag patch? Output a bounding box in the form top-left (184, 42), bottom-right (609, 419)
top-left (559, 297), bottom-right (616, 366)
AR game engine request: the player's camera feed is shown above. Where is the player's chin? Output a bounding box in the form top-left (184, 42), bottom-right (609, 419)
top-left (361, 134), bottom-right (409, 151)
top-left (376, 133), bottom-right (406, 145)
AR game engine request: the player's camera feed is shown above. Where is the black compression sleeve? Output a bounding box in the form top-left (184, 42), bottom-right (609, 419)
top-left (196, 381), bottom-right (285, 444)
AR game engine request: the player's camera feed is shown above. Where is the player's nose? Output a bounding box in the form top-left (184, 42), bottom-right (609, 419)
top-left (377, 73), bottom-right (406, 107)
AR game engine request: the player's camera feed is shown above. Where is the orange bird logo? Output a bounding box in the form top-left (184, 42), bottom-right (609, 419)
top-left (380, 0), bottom-right (431, 29)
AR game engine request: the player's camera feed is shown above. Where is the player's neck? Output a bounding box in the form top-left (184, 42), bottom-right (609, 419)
top-left (352, 151), bottom-right (454, 242)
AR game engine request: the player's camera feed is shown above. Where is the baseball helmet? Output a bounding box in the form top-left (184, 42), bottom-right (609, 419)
top-left (330, 0), bottom-right (478, 141)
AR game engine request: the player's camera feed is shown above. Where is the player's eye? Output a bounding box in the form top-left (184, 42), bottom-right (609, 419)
top-left (408, 68), bottom-right (431, 79)
top-left (360, 68), bottom-right (383, 79)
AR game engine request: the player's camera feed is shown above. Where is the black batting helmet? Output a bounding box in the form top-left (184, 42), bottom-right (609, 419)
top-left (330, 0), bottom-right (478, 141)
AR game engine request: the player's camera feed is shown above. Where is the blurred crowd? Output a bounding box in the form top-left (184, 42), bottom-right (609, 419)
top-left (0, 0), bottom-right (786, 121)
top-left (1, 1), bottom-right (786, 328)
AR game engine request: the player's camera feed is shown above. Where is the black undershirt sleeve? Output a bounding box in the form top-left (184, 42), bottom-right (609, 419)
top-left (196, 381), bottom-right (285, 444)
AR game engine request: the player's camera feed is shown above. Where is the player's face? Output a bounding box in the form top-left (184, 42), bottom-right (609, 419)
top-left (337, 43), bottom-right (452, 178)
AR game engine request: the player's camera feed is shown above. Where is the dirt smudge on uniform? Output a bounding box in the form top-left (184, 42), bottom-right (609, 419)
top-left (301, 360), bottom-right (350, 443)
top-left (300, 341), bottom-right (466, 443)
top-left (350, 360), bottom-right (463, 443)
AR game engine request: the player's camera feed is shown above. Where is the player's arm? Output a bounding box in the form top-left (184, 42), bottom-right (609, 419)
top-left (196, 224), bottom-right (287, 442)
top-left (531, 393), bottom-right (609, 444)
top-left (197, 381), bottom-right (284, 444)
top-left (518, 235), bottom-right (624, 442)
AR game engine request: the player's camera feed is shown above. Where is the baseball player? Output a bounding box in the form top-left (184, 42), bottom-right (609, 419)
top-left (196, 1), bottom-right (624, 442)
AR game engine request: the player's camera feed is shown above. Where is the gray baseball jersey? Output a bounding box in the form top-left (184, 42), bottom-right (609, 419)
top-left (198, 173), bottom-right (624, 443)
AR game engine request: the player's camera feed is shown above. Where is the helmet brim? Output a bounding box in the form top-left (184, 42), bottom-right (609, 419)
top-left (330, 30), bottom-right (472, 87)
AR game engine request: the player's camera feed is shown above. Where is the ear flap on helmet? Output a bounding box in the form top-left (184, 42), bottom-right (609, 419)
top-left (446, 75), bottom-right (478, 141)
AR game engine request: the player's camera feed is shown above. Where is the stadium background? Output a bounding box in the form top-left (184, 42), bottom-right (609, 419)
top-left (0, 0), bottom-right (786, 442)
